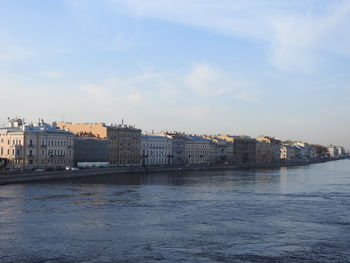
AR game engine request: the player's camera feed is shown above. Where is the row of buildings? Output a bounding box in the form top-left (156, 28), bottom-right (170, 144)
top-left (0, 118), bottom-right (347, 169)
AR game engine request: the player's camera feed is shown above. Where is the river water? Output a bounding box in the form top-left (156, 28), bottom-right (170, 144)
top-left (1, 160), bottom-right (350, 263)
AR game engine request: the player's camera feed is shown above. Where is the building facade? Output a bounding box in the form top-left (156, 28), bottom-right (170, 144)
top-left (217, 135), bottom-right (256, 164)
top-left (153, 132), bottom-right (187, 165)
top-left (256, 136), bottom-right (281, 162)
top-left (185, 136), bottom-right (212, 165)
top-left (74, 137), bottom-right (109, 164)
top-left (255, 141), bottom-right (274, 163)
top-left (202, 135), bottom-right (234, 164)
top-left (57, 122), bottom-right (141, 166)
top-left (141, 135), bottom-right (173, 165)
top-left (0, 119), bottom-right (74, 169)
top-left (280, 145), bottom-right (295, 161)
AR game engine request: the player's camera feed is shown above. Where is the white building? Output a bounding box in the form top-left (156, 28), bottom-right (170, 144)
top-left (0, 118), bottom-right (74, 169)
top-left (328, 145), bottom-right (339, 157)
top-left (280, 145), bottom-right (296, 161)
top-left (328, 145), bottom-right (345, 157)
top-left (141, 135), bottom-right (173, 165)
top-left (294, 141), bottom-right (317, 160)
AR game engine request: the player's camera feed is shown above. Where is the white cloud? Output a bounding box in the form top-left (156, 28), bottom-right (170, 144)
top-left (185, 62), bottom-right (257, 99)
top-left (76, 62), bottom-right (257, 117)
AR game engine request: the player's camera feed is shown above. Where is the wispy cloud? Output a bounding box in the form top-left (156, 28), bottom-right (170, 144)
top-left (109, 0), bottom-right (350, 73)
top-left (185, 62), bottom-right (257, 100)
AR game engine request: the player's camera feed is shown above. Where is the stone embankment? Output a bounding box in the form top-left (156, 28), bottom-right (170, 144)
top-left (0, 158), bottom-right (347, 185)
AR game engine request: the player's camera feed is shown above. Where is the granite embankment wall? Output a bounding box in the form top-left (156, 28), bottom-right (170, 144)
top-left (0, 159), bottom-right (345, 185)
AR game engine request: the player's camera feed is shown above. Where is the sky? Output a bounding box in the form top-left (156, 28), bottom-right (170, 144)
top-left (0, 0), bottom-right (349, 149)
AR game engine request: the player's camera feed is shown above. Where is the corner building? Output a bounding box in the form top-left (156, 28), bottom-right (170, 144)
top-left (0, 119), bottom-right (74, 169)
top-left (57, 122), bottom-right (141, 166)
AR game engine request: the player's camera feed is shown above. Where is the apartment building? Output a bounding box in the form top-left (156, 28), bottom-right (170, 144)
top-left (74, 137), bottom-right (109, 164)
top-left (185, 135), bottom-right (213, 165)
top-left (0, 119), bottom-right (74, 169)
top-left (57, 122), bottom-right (141, 166)
top-left (280, 145), bottom-right (296, 161)
top-left (255, 141), bottom-right (274, 163)
top-left (153, 132), bottom-right (187, 165)
top-left (202, 135), bottom-right (234, 164)
top-left (141, 135), bottom-right (173, 165)
top-left (256, 136), bottom-right (281, 162)
top-left (217, 135), bottom-right (256, 164)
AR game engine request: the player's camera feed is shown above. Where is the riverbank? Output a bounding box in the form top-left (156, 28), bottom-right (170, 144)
top-left (0, 158), bottom-right (347, 185)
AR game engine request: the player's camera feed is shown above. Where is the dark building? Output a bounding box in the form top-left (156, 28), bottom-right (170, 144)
top-left (74, 137), bottom-right (108, 164)
top-left (217, 135), bottom-right (257, 164)
top-left (233, 137), bottom-right (257, 163)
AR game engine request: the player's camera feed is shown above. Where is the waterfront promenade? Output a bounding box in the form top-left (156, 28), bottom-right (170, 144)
top-left (0, 158), bottom-right (346, 185)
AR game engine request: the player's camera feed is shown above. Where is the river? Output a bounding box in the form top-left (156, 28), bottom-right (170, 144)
top-left (1, 160), bottom-right (350, 262)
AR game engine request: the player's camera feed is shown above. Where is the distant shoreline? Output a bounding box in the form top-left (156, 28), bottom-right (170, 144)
top-left (0, 158), bottom-right (348, 185)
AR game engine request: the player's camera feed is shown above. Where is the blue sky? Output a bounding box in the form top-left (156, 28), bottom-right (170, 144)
top-left (0, 0), bottom-right (349, 148)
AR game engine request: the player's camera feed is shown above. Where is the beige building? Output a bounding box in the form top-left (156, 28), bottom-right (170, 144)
top-left (57, 122), bottom-right (141, 166)
top-left (202, 135), bottom-right (234, 164)
top-left (0, 119), bottom-right (74, 169)
top-left (185, 136), bottom-right (213, 165)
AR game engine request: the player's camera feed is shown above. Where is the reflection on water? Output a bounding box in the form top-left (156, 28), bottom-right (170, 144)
top-left (1, 160), bottom-right (350, 262)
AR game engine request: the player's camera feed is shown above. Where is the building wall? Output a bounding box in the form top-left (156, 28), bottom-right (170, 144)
top-left (0, 123), bottom-right (74, 169)
top-left (153, 132), bottom-right (187, 165)
top-left (57, 122), bottom-right (142, 166)
top-left (256, 141), bottom-right (273, 163)
top-left (57, 122), bottom-right (107, 138)
top-left (0, 130), bottom-right (25, 167)
top-left (202, 135), bottom-right (234, 164)
top-left (74, 137), bottom-right (108, 163)
top-left (256, 136), bottom-right (281, 162)
top-left (280, 145), bottom-right (295, 161)
top-left (141, 135), bottom-right (172, 165)
top-left (233, 138), bottom-right (256, 163)
top-left (185, 136), bottom-right (211, 165)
